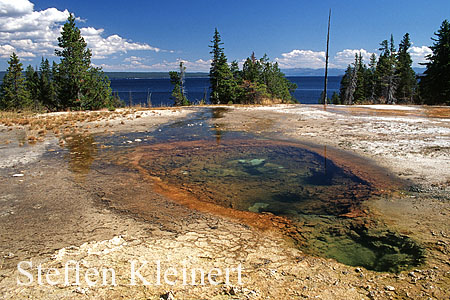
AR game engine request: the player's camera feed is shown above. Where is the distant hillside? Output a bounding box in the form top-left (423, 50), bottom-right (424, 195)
top-left (282, 68), bottom-right (345, 76)
top-left (282, 67), bottom-right (427, 76)
top-left (104, 72), bottom-right (208, 79)
top-left (0, 68), bottom-right (428, 81)
top-left (0, 71), bottom-right (209, 81)
top-left (413, 67), bottom-right (426, 75)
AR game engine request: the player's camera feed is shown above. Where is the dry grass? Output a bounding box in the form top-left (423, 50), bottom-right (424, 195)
top-left (0, 111), bottom-right (105, 145)
top-left (0, 106), bottom-right (195, 147)
top-left (0, 107), bottom-right (181, 145)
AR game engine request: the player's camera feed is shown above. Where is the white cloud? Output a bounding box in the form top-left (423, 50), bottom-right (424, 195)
top-left (0, 0), bottom-right (34, 17)
top-left (0, 3), bottom-right (69, 57)
top-left (276, 49), bottom-right (375, 69)
top-left (80, 27), bottom-right (160, 59)
top-left (0, 43), bottom-right (35, 58)
top-left (275, 49), bottom-right (326, 69)
top-left (150, 58), bottom-right (211, 72)
top-left (123, 55), bottom-right (146, 64)
top-left (0, 44), bottom-right (15, 58)
top-left (409, 46), bottom-right (432, 66)
top-left (0, 44), bottom-right (13, 54)
top-left (0, 0), bottom-right (162, 61)
top-left (334, 49), bottom-right (376, 67)
top-left (96, 57), bottom-right (212, 72)
top-left (276, 46), bottom-right (431, 70)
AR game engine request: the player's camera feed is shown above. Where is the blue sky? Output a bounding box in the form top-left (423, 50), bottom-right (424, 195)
top-left (0, 0), bottom-right (448, 71)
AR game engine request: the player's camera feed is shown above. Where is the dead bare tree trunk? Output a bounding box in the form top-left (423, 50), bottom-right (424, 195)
top-left (179, 61), bottom-right (186, 100)
top-left (345, 66), bottom-right (357, 105)
top-left (323, 9), bottom-right (331, 107)
top-left (386, 74), bottom-right (397, 104)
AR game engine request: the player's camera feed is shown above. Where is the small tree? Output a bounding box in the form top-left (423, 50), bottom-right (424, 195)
top-left (230, 60), bottom-right (241, 81)
top-left (376, 35), bottom-right (398, 104)
top-left (0, 53), bottom-right (30, 110)
top-left (339, 65), bottom-right (351, 104)
top-left (260, 57), bottom-right (297, 103)
top-left (237, 53), bottom-right (297, 104)
top-left (318, 91), bottom-right (330, 104)
top-left (170, 62), bottom-right (190, 106)
top-left (366, 53), bottom-right (378, 102)
top-left (25, 65), bottom-right (40, 110)
top-left (331, 91), bottom-right (340, 104)
top-left (242, 52), bottom-right (262, 82)
top-left (340, 61), bottom-right (358, 105)
top-left (340, 53), bottom-right (378, 105)
top-left (420, 20), bottom-right (450, 105)
top-left (353, 53), bottom-right (367, 103)
top-left (38, 58), bottom-right (57, 110)
top-left (396, 33), bottom-right (416, 103)
top-left (239, 80), bottom-right (269, 104)
top-left (82, 67), bottom-right (114, 110)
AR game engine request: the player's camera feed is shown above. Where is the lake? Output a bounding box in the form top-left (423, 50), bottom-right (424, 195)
top-left (109, 76), bottom-right (342, 106)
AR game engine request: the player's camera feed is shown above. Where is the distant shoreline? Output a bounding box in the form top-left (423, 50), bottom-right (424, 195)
top-left (106, 74), bottom-right (344, 80)
top-left (1, 68), bottom-right (427, 80)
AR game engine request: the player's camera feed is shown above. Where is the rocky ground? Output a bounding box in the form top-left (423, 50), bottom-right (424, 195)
top-left (0, 105), bottom-right (449, 299)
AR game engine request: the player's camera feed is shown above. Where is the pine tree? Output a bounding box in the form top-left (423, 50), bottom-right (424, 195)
top-left (353, 53), bottom-right (367, 103)
top-left (51, 61), bottom-right (61, 108)
top-left (339, 65), bottom-right (352, 104)
top-left (239, 80), bottom-right (269, 104)
top-left (376, 35), bottom-right (398, 103)
top-left (0, 53), bottom-right (30, 110)
top-left (262, 60), bottom-right (297, 103)
top-left (340, 53), bottom-right (375, 104)
top-left (209, 28), bottom-right (235, 104)
top-left (55, 14), bottom-right (112, 110)
top-left (366, 53), bottom-right (378, 102)
top-left (234, 53), bottom-right (296, 104)
top-left (209, 28), bottom-right (224, 104)
top-left (55, 13), bottom-right (91, 108)
top-left (25, 65), bottom-right (40, 110)
top-left (331, 91), bottom-right (340, 104)
top-left (217, 54), bottom-right (238, 103)
top-left (230, 60), bottom-right (241, 81)
top-left (242, 52), bottom-right (262, 83)
top-left (340, 60), bottom-right (358, 105)
top-left (82, 67), bottom-right (113, 110)
top-left (396, 33), bottom-right (416, 103)
top-left (38, 58), bottom-right (56, 110)
top-left (420, 20), bottom-right (450, 105)
top-left (259, 54), bottom-right (271, 85)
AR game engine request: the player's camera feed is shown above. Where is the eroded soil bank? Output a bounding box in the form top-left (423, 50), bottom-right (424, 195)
top-left (0, 105), bottom-right (449, 299)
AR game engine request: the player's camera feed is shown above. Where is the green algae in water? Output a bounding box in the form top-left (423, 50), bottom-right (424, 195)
top-left (248, 202), bottom-right (270, 213)
top-left (115, 108), bottom-right (426, 272)
top-left (117, 104), bottom-right (426, 273)
top-left (238, 158), bottom-right (266, 166)
top-left (138, 139), bottom-right (425, 272)
top-left (59, 108), bottom-right (426, 273)
top-left (300, 216), bottom-right (426, 273)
